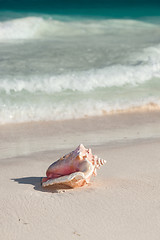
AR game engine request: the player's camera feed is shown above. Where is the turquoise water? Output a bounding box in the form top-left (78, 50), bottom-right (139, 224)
top-left (1, 0), bottom-right (160, 17)
top-left (0, 3), bottom-right (160, 124)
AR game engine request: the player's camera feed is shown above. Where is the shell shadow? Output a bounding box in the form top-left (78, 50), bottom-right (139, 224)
top-left (12, 177), bottom-right (72, 193)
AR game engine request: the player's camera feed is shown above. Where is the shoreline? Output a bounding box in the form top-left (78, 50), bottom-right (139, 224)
top-left (0, 101), bottom-right (160, 126)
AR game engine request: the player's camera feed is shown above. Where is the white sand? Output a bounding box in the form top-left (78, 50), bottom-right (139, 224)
top-left (0, 111), bottom-right (160, 240)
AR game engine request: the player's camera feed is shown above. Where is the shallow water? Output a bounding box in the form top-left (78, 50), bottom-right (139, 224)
top-left (0, 3), bottom-right (160, 124)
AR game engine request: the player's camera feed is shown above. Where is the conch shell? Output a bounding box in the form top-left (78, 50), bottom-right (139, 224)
top-left (42, 144), bottom-right (106, 188)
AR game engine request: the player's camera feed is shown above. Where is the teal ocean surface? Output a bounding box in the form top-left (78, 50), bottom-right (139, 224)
top-left (0, 1), bottom-right (160, 124)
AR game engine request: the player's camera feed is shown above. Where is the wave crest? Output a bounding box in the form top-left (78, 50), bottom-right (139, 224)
top-left (0, 62), bottom-right (160, 94)
top-left (0, 16), bottom-right (159, 40)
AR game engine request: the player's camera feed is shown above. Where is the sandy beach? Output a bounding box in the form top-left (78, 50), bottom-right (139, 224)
top-left (0, 111), bottom-right (160, 240)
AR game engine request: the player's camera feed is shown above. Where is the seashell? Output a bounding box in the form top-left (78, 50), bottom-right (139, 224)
top-left (42, 144), bottom-right (106, 188)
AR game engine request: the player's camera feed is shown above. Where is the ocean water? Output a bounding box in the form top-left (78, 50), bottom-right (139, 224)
top-left (0, 1), bottom-right (160, 124)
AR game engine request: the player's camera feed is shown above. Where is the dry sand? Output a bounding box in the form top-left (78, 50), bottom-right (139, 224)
top-left (0, 111), bottom-right (160, 240)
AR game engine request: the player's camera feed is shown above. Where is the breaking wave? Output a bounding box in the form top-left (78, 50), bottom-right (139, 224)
top-left (0, 61), bottom-right (160, 124)
top-left (1, 60), bottom-right (160, 94)
top-left (0, 16), bottom-right (159, 40)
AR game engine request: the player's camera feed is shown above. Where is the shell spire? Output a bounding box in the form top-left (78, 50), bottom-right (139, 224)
top-left (92, 155), bottom-right (106, 169)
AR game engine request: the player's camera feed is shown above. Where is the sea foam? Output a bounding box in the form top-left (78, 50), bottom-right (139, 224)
top-left (0, 96), bottom-right (160, 124)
